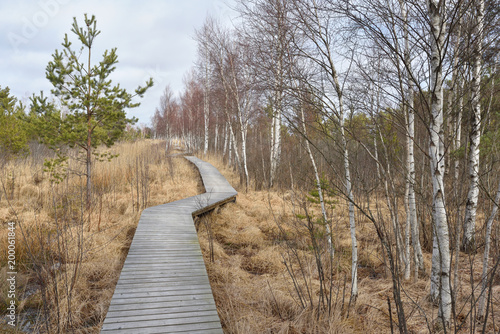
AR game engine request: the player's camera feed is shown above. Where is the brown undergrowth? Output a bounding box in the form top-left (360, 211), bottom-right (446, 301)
top-left (1, 147), bottom-right (497, 333)
top-left (0, 140), bottom-right (199, 333)
top-left (197, 154), bottom-right (500, 334)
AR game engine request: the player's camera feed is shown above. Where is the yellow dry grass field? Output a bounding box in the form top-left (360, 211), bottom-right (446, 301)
top-left (0, 140), bottom-right (199, 333)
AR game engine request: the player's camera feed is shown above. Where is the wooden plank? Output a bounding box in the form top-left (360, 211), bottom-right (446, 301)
top-left (103, 309), bottom-right (219, 324)
top-left (101, 322), bottom-right (223, 334)
top-left (106, 298), bottom-right (217, 313)
top-left (105, 304), bottom-right (219, 319)
top-left (101, 156), bottom-right (235, 333)
top-left (101, 314), bottom-right (221, 331)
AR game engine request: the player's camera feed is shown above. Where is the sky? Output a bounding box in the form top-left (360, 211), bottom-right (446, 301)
top-left (0, 0), bottom-right (236, 126)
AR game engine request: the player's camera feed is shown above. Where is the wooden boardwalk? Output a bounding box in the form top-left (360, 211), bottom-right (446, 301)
top-left (101, 156), bottom-right (237, 333)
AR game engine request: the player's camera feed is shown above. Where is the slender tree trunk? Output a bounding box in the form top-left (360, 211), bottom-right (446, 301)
top-left (450, 15), bottom-right (464, 300)
top-left (401, 0), bottom-right (424, 279)
top-left (86, 129), bottom-right (91, 211)
top-left (223, 122), bottom-right (228, 157)
top-left (215, 113), bottom-right (219, 153)
top-left (259, 131), bottom-right (267, 186)
top-left (270, 105), bottom-right (281, 187)
top-left (341, 123), bottom-right (357, 299)
top-left (453, 85), bottom-right (463, 182)
top-left (477, 180), bottom-right (500, 319)
top-left (462, 0), bottom-right (484, 252)
top-left (329, 52), bottom-right (357, 299)
top-left (240, 121), bottom-right (250, 190)
top-left (380, 149), bottom-right (406, 274)
top-left (270, 23), bottom-right (284, 189)
top-left (231, 127), bottom-right (240, 171)
top-left (404, 141), bottom-right (411, 280)
top-left (270, 112), bottom-right (276, 187)
top-left (408, 105), bottom-right (424, 273)
top-left (301, 105), bottom-right (333, 255)
top-left (336, 94), bottom-right (357, 298)
top-left (203, 62), bottom-right (210, 155)
top-left (228, 127), bottom-right (233, 166)
top-left (373, 134), bottom-right (381, 180)
top-left (428, 0), bottom-right (451, 325)
top-left (86, 43), bottom-right (92, 221)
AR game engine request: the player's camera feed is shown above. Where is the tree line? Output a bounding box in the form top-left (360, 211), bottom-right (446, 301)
top-left (151, 0), bottom-right (499, 331)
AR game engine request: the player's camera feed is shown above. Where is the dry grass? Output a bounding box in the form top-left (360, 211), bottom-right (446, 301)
top-left (1, 146), bottom-right (498, 333)
top-left (0, 140), bottom-right (199, 333)
top-left (197, 155), bottom-right (500, 334)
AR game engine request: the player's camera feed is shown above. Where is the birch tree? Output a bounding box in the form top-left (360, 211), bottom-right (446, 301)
top-left (202, 18), bottom-right (252, 188)
top-left (152, 85), bottom-right (178, 139)
top-left (203, 56), bottom-right (210, 155)
top-left (289, 0), bottom-right (358, 298)
top-left (462, 0), bottom-right (484, 252)
top-left (428, 0), bottom-right (451, 325)
top-left (236, 0), bottom-right (292, 187)
top-left (400, 0), bottom-right (424, 279)
top-left (195, 24), bottom-right (213, 155)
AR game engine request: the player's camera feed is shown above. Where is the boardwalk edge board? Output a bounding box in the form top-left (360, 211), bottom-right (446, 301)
top-left (101, 156), bottom-right (236, 333)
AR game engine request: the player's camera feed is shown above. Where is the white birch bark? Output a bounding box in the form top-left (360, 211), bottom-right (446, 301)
top-left (227, 118), bottom-right (240, 170)
top-left (404, 171), bottom-right (411, 280)
top-left (270, 113), bottom-right (276, 188)
top-left (228, 125), bottom-right (233, 166)
top-left (270, 23), bottom-right (284, 188)
top-left (270, 94), bottom-right (282, 187)
top-left (232, 79), bottom-right (251, 190)
top-left (428, 0), bottom-right (451, 325)
top-left (214, 113), bottom-right (219, 153)
top-left (408, 106), bottom-right (424, 271)
top-left (203, 60), bottom-right (210, 155)
top-left (462, 0), bottom-right (484, 252)
top-left (453, 91), bottom-right (462, 182)
top-left (342, 120), bottom-right (358, 299)
top-left (404, 103), bottom-right (424, 278)
top-left (240, 119), bottom-right (250, 190)
top-left (223, 122), bottom-right (228, 157)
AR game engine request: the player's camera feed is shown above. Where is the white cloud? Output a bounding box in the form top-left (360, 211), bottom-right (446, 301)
top-left (0, 0), bottom-right (236, 124)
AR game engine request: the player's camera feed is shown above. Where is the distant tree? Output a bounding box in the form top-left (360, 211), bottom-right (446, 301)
top-left (152, 85), bottom-right (178, 139)
top-left (236, 0), bottom-right (291, 188)
top-left (0, 86), bottom-right (29, 162)
top-left (30, 14), bottom-right (153, 210)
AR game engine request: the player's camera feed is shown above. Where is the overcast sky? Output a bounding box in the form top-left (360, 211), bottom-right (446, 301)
top-left (0, 0), bottom-right (236, 126)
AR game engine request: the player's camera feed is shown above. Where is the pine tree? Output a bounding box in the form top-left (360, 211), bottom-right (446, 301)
top-left (0, 87), bottom-right (29, 162)
top-left (30, 14), bottom-right (153, 211)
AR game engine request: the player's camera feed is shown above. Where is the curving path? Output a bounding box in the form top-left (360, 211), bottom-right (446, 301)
top-left (101, 156), bottom-right (237, 333)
